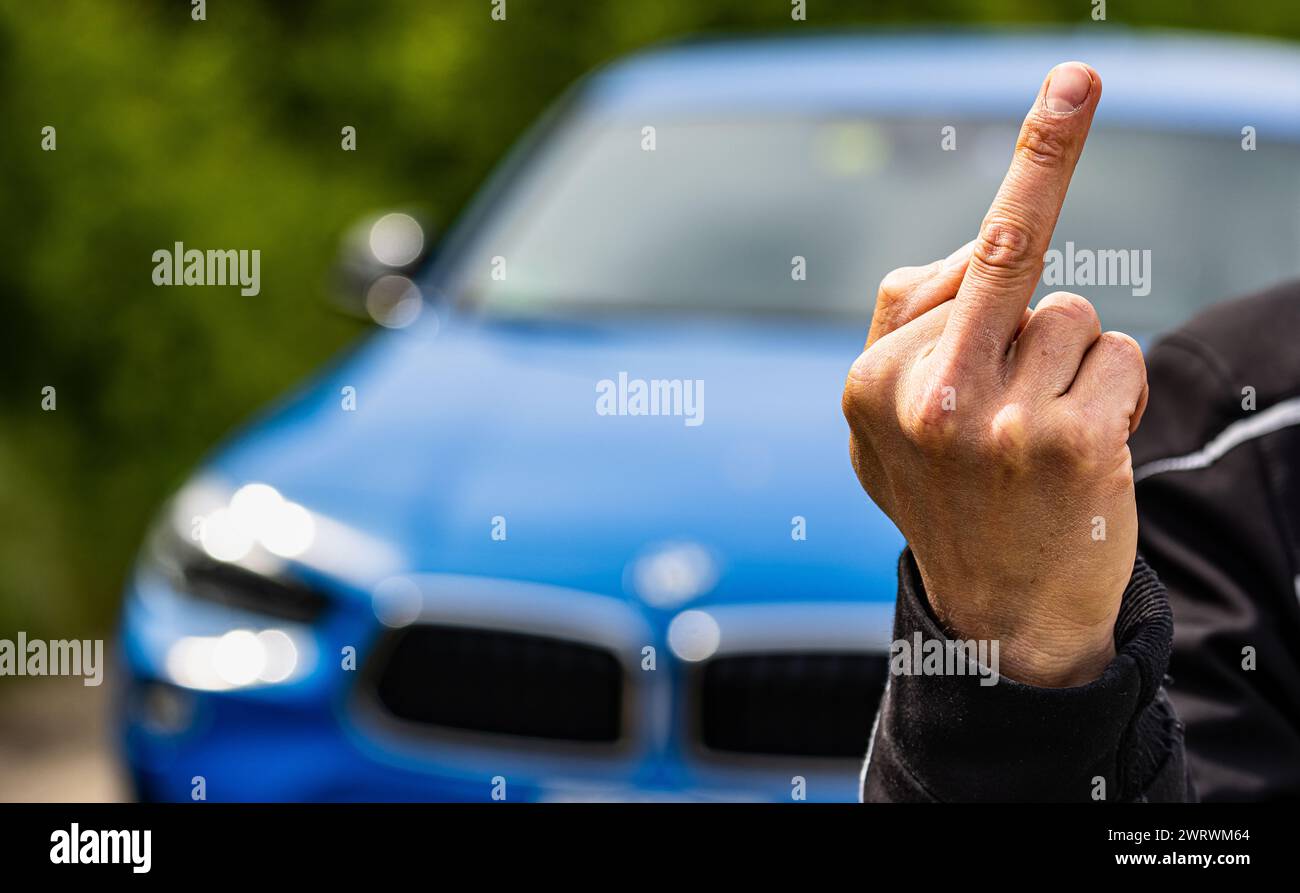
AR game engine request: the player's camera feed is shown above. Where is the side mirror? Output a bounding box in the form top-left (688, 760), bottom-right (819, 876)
top-left (331, 210), bottom-right (436, 327)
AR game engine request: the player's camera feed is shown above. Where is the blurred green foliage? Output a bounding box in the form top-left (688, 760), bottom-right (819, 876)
top-left (1, 0), bottom-right (1297, 637)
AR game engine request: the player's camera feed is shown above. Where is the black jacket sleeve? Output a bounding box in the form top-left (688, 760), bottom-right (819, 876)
top-left (861, 549), bottom-right (1193, 802)
top-left (1132, 282), bottom-right (1300, 801)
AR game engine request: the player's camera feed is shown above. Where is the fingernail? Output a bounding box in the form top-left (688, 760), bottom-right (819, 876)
top-left (1044, 62), bottom-right (1093, 114)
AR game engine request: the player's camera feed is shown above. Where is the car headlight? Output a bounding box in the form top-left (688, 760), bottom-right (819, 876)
top-left (141, 477), bottom-right (329, 623)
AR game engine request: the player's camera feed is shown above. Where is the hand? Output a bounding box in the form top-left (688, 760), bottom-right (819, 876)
top-left (842, 62), bottom-right (1149, 687)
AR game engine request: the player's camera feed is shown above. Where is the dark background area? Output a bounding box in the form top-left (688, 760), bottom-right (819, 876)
top-left (2, 0), bottom-right (1298, 641)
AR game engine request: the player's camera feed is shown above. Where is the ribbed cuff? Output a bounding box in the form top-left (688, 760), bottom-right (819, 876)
top-left (869, 549), bottom-right (1175, 802)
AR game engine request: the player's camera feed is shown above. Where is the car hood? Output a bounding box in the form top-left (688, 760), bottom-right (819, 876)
top-left (206, 312), bottom-right (904, 608)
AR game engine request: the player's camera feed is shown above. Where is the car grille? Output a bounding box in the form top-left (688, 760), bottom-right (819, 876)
top-left (372, 624), bottom-right (624, 743)
top-left (697, 652), bottom-right (889, 758)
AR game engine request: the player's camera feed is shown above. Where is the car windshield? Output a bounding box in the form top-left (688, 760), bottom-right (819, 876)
top-left (445, 111), bottom-right (1300, 334)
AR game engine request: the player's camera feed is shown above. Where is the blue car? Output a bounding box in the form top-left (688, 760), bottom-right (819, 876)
top-left (119, 29), bottom-right (1300, 802)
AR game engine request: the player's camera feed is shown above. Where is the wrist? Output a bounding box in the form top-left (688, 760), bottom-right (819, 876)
top-left (917, 570), bottom-right (1122, 688)
top-left (990, 631), bottom-right (1117, 687)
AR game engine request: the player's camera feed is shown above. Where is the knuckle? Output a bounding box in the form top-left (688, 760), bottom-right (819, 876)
top-left (1017, 116), bottom-right (1071, 168)
top-left (973, 216), bottom-right (1037, 274)
top-left (897, 382), bottom-right (960, 449)
top-left (877, 265), bottom-right (923, 304)
top-left (841, 384), bottom-right (868, 423)
top-left (985, 401), bottom-right (1032, 462)
top-left (842, 353), bottom-right (889, 420)
top-left (1098, 330), bottom-right (1144, 367)
top-left (877, 267), bottom-right (907, 299)
top-left (1036, 291), bottom-right (1100, 331)
top-left (1094, 332), bottom-right (1148, 404)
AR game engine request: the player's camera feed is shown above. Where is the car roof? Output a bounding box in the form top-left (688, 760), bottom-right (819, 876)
top-left (585, 27), bottom-right (1300, 138)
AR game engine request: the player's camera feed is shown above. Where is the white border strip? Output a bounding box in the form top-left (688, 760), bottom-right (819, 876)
top-left (1134, 396), bottom-right (1300, 483)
